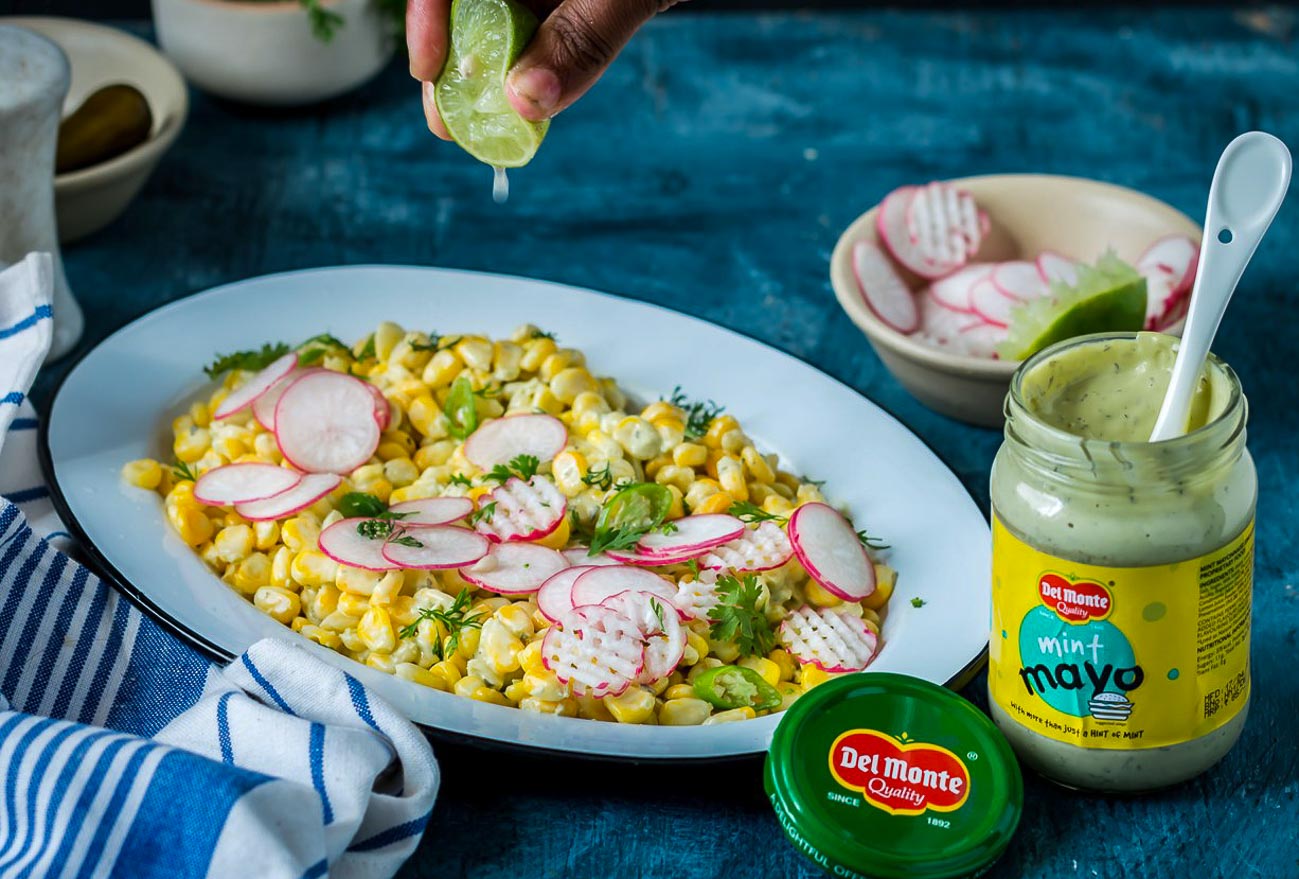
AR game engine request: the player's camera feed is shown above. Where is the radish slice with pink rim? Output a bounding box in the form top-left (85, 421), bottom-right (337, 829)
top-left (562, 547), bottom-right (621, 567)
top-left (637, 514), bottom-right (746, 558)
top-left (541, 605), bottom-right (644, 697)
top-left (537, 566), bottom-right (591, 622)
top-left (213, 352), bottom-right (298, 420)
top-left (460, 542), bottom-right (568, 595)
top-left (905, 181), bottom-right (985, 273)
top-left (368, 384), bottom-right (391, 432)
top-left (787, 502), bottom-right (877, 601)
top-left (274, 371), bottom-right (382, 474)
top-left (852, 241), bottom-right (919, 333)
top-left (672, 570), bottom-right (721, 621)
top-left (605, 546), bottom-right (703, 567)
top-left (252, 367), bottom-right (306, 430)
top-left (1037, 251), bottom-right (1080, 287)
top-left (473, 477), bottom-right (566, 543)
top-left (779, 606), bottom-right (879, 673)
top-left (463, 414), bottom-right (567, 469)
top-left (571, 565), bottom-right (679, 610)
top-left (928, 265), bottom-right (988, 314)
top-left (968, 277), bottom-right (1014, 328)
top-left (379, 526), bottom-right (489, 570)
top-left (1137, 235), bottom-right (1198, 293)
top-left (699, 521), bottom-right (794, 572)
top-left (915, 289), bottom-right (986, 343)
top-left (993, 261), bottom-right (1049, 301)
top-left (193, 463), bottom-right (302, 506)
top-left (601, 590), bottom-right (685, 685)
top-left (877, 186), bottom-right (938, 278)
top-left (235, 473), bottom-right (341, 521)
top-left (318, 518), bottom-right (400, 571)
top-left (387, 496), bottom-right (473, 526)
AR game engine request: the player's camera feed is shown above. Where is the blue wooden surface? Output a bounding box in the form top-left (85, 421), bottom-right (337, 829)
top-left (32, 8), bottom-right (1299, 879)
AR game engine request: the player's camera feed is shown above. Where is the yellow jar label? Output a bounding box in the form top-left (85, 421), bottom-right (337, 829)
top-left (989, 517), bottom-right (1253, 749)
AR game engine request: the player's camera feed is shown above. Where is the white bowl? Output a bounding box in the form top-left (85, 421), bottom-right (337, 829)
top-left (2, 17), bottom-right (189, 244)
top-left (152, 0), bottom-right (394, 106)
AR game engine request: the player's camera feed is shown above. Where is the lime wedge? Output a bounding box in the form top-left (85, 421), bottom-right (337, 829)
top-left (998, 252), bottom-right (1148, 360)
top-left (435, 0), bottom-right (549, 168)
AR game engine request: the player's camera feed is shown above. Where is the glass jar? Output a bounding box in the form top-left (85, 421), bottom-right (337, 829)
top-left (988, 332), bottom-right (1255, 793)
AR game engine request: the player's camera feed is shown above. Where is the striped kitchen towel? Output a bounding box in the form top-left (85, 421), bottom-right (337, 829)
top-left (0, 254), bottom-right (438, 878)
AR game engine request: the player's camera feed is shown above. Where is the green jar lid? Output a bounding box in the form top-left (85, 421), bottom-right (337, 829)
top-left (765, 673), bottom-right (1023, 879)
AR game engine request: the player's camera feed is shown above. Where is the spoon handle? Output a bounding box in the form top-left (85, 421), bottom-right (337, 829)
top-left (1149, 132), bottom-right (1291, 441)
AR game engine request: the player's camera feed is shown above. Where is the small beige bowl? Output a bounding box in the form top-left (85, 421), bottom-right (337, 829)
top-left (3, 17), bottom-right (189, 244)
top-left (830, 174), bottom-right (1202, 427)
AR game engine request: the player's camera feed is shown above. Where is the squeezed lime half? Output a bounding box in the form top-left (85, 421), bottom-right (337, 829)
top-left (999, 253), bottom-right (1148, 360)
top-left (435, 0), bottom-right (549, 168)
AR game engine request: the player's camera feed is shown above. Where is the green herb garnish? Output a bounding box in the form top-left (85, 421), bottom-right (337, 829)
top-left (581, 463), bottom-right (614, 491)
top-left (447, 474), bottom-right (473, 488)
top-left (337, 492), bottom-right (389, 519)
top-left (398, 588), bottom-right (486, 657)
top-left (297, 333), bottom-right (348, 366)
top-left (356, 518), bottom-right (395, 540)
top-left (467, 501), bottom-right (497, 527)
top-left (856, 529), bottom-right (890, 551)
top-left (650, 598), bottom-right (666, 630)
top-left (729, 500), bottom-right (786, 525)
top-left (203, 342), bottom-right (291, 380)
top-left (668, 386), bottom-right (724, 440)
top-left (485, 454), bottom-right (540, 485)
top-left (531, 329), bottom-right (557, 341)
top-left (708, 574), bottom-right (778, 657)
top-left (911, 597), bottom-right (926, 608)
top-left (172, 460), bottom-right (199, 483)
top-left (358, 335), bottom-right (377, 361)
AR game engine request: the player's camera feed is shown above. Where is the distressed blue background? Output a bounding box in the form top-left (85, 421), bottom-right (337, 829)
top-left (24, 7), bottom-right (1299, 879)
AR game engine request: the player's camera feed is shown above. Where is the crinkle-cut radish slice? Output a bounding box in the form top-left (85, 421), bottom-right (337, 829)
top-left (318, 518), bottom-right (400, 571)
top-left (601, 590), bottom-right (685, 685)
top-left (213, 352), bottom-right (299, 420)
top-left (672, 570), bottom-right (721, 621)
top-left (571, 565), bottom-right (678, 609)
top-left (1037, 251), bottom-right (1080, 287)
top-left (928, 265), bottom-right (989, 314)
top-left (463, 414), bottom-right (567, 469)
top-left (562, 547), bottom-right (621, 567)
top-left (606, 545), bottom-right (703, 567)
top-left (387, 496), bottom-right (473, 526)
top-left (274, 371), bottom-right (381, 474)
top-left (235, 473), bottom-right (341, 521)
top-left (699, 521), bottom-right (794, 572)
top-left (779, 606), bottom-right (880, 673)
top-left (1137, 235), bottom-right (1199, 292)
top-left (542, 605), bottom-right (644, 697)
top-left (252, 367), bottom-right (307, 430)
top-left (537, 566), bottom-right (591, 622)
top-left (905, 181), bottom-right (985, 273)
top-left (788, 502), bottom-right (877, 601)
top-left (993, 261), bottom-right (1049, 301)
top-left (852, 241), bottom-right (919, 333)
top-left (915, 289), bottom-right (986, 343)
top-left (380, 525), bottom-right (489, 569)
top-left (193, 463), bottom-right (302, 506)
top-left (473, 476), bottom-right (566, 543)
top-left (637, 514), bottom-right (745, 558)
top-left (460, 542), bottom-right (568, 595)
top-left (968, 277), bottom-right (1014, 328)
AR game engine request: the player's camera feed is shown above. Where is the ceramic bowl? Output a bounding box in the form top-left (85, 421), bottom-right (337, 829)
top-left (3, 17), bottom-right (188, 244)
top-left (151, 0), bottom-right (394, 106)
top-left (830, 174), bottom-right (1202, 427)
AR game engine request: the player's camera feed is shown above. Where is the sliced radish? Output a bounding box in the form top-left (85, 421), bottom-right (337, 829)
top-left (368, 384), bottom-right (391, 432)
top-left (673, 569), bottom-right (721, 621)
top-left (1037, 251), bottom-right (1079, 288)
top-left (1143, 270), bottom-right (1177, 330)
top-left (318, 518), bottom-right (400, 571)
top-left (252, 368), bottom-right (307, 430)
top-left (463, 414), bottom-right (567, 469)
top-left (571, 566), bottom-right (678, 609)
top-left (541, 604), bottom-right (644, 697)
top-left (601, 590), bottom-right (685, 685)
top-left (993, 261), bottom-right (1049, 301)
top-left (193, 463), bottom-right (302, 506)
top-left (1137, 235), bottom-right (1198, 293)
top-left (562, 547), bottom-right (621, 567)
top-left (605, 546), bottom-right (703, 567)
top-left (969, 277), bottom-right (1014, 328)
top-left (928, 265), bottom-right (988, 314)
top-left (213, 352), bottom-right (299, 420)
top-left (952, 321), bottom-right (1007, 359)
top-left (877, 186), bottom-right (936, 278)
top-left (274, 371), bottom-right (382, 474)
top-left (537, 566), bottom-right (591, 622)
top-left (235, 473), bottom-right (341, 521)
top-left (388, 496), bottom-right (474, 526)
top-left (915, 289), bottom-right (987, 343)
top-left (638, 514), bottom-right (744, 557)
top-left (852, 241), bottom-right (919, 333)
top-left (905, 181), bottom-right (985, 274)
top-left (788, 502), bottom-right (877, 601)
top-left (379, 525), bottom-right (489, 569)
top-left (699, 521), bottom-right (794, 572)
top-left (473, 476), bottom-right (567, 543)
top-left (460, 542), bottom-right (568, 595)
top-left (780, 606), bottom-right (879, 673)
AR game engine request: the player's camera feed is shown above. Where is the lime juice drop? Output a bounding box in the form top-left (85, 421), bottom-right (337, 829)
top-left (493, 166), bottom-right (509, 204)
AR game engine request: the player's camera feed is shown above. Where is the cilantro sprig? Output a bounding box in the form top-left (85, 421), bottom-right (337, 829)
top-left (172, 460), bottom-right (199, 483)
top-left (467, 501), bottom-right (497, 527)
top-left (667, 386), bottom-right (724, 440)
top-left (398, 588), bottom-right (486, 658)
top-left (707, 574), bottom-right (778, 657)
top-left (856, 529), bottom-right (890, 551)
top-left (203, 342), bottom-right (291, 380)
top-left (581, 463), bottom-right (614, 491)
top-left (485, 454), bottom-right (540, 485)
top-left (728, 501), bottom-right (786, 525)
top-left (447, 474), bottom-right (473, 488)
top-left (337, 492), bottom-right (390, 519)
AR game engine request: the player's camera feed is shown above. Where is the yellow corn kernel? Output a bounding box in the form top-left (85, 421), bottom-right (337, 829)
top-left (716, 455), bottom-right (748, 502)
top-left (173, 427), bottom-right (211, 464)
top-left (121, 459), bottom-right (163, 490)
top-left (860, 607), bottom-right (881, 629)
top-left (519, 336), bottom-right (557, 372)
top-left (720, 429), bottom-right (748, 455)
top-left (335, 565), bottom-right (383, 596)
top-left (862, 565), bottom-right (896, 610)
top-left (644, 454), bottom-right (670, 480)
top-left (428, 660), bottom-right (462, 690)
top-left (299, 624), bottom-right (341, 649)
top-left (250, 431), bottom-right (280, 462)
top-left (654, 464), bottom-right (694, 494)
top-left (663, 683), bottom-right (696, 701)
top-left (165, 480), bottom-right (195, 508)
top-left (373, 321), bottom-right (405, 361)
top-left (797, 483), bottom-right (826, 504)
top-left (454, 337), bottom-right (493, 372)
top-left (682, 630), bottom-right (710, 666)
top-left (576, 694), bottom-right (615, 721)
top-left (683, 477), bottom-right (721, 512)
top-left (383, 457), bottom-right (419, 488)
top-left (778, 681), bottom-right (802, 710)
top-left (197, 540), bottom-right (221, 571)
top-left (709, 639), bottom-right (741, 664)
top-left (604, 687), bottom-right (657, 724)
top-left (490, 340), bottom-right (523, 381)
top-left (338, 591), bottom-right (370, 618)
top-left (173, 507), bottom-right (214, 546)
top-left (548, 366), bottom-right (596, 404)
top-left (172, 413), bottom-right (195, 435)
top-left (188, 400), bottom-right (211, 428)
top-left (551, 449), bottom-right (588, 497)
top-left (686, 658), bottom-right (724, 685)
top-left (519, 697), bottom-right (578, 717)
top-left (530, 387), bottom-right (565, 416)
top-left (762, 495), bottom-right (794, 517)
top-left (310, 584), bottom-right (341, 620)
top-left (290, 549), bottom-right (339, 588)
top-left (537, 349), bottom-right (576, 382)
top-left (611, 416), bottom-right (661, 460)
top-left (232, 552), bottom-right (272, 594)
top-left (693, 491), bottom-right (735, 516)
top-left (270, 546), bottom-right (293, 589)
top-left (371, 571), bottom-right (405, 606)
top-left (251, 520), bottom-right (279, 551)
top-left (358, 606), bottom-right (397, 652)
top-left (740, 446), bottom-right (775, 484)
top-left (768, 648), bottom-right (797, 682)
top-left (671, 443), bottom-right (708, 468)
top-left (861, 617), bottom-right (880, 637)
top-left (503, 679), bottom-right (530, 704)
top-left (702, 415), bottom-right (740, 449)
top-left (254, 586), bottom-right (301, 623)
top-left (665, 485), bottom-right (685, 520)
top-left (455, 674), bottom-right (489, 700)
top-left (281, 516), bottom-right (321, 553)
top-left (738, 655), bottom-right (782, 687)
top-left (518, 639), bottom-right (546, 675)
top-left (290, 616), bottom-right (309, 633)
top-left (406, 395), bottom-right (448, 441)
top-left (455, 625), bottom-right (481, 659)
top-left (210, 433), bottom-right (246, 462)
top-left (702, 706), bottom-right (757, 725)
top-left (360, 652), bottom-right (392, 674)
top-left (531, 512), bottom-right (570, 549)
top-left (320, 611), bottom-right (359, 633)
top-left (570, 390), bottom-right (610, 419)
top-left (639, 401), bottom-right (680, 423)
top-left (801, 665), bottom-right (841, 691)
top-left (805, 579), bottom-right (843, 608)
top-left (660, 698), bottom-right (712, 726)
top-left (422, 349), bottom-right (463, 388)
top-left (395, 662), bottom-right (448, 691)
top-left (477, 618), bottom-right (524, 675)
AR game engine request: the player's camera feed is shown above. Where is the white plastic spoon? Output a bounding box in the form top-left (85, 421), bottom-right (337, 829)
top-left (1149, 132), bottom-right (1291, 441)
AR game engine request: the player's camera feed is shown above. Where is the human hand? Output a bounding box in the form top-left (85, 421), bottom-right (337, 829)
top-left (408, 0), bottom-right (682, 140)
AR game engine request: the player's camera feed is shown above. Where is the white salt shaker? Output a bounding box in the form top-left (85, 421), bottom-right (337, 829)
top-left (0, 25), bottom-right (84, 361)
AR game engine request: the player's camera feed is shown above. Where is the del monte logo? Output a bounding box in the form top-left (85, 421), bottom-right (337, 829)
top-left (1039, 573), bottom-right (1112, 624)
top-left (829, 729), bottom-right (970, 816)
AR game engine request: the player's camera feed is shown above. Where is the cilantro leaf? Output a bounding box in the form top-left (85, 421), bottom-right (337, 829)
top-left (204, 342), bottom-right (291, 380)
top-left (447, 474), bottom-right (473, 488)
top-left (467, 501), bottom-right (497, 527)
top-left (337, 492), bottom-right (389, 518)
top-left (707, 574), bottom-right (778, 657)
top-left (485, 454), bottom-right (541, 485)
